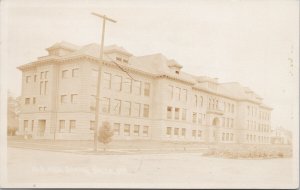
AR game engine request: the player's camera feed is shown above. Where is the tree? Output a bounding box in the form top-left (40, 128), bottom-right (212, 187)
top-left (7, 92), bottom-right (20, 136)
top-left (97, 121), bottom-right (114, 151)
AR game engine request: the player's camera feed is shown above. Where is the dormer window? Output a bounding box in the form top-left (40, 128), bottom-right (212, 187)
top-left (116, 57), bottom-right (122, 61)
top-left (175, 70), bottom-right (179, 74)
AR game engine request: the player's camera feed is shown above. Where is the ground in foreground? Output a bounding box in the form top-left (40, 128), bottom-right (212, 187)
top-left (5, 147), bottom-right (297, 188)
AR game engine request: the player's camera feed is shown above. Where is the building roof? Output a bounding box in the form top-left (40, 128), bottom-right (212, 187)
top-left (47, 41), bottom-right (80, 51)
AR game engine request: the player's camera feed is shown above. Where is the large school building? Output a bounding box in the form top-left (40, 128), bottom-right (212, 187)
top-left (17, 41), bottom-right (272, 144)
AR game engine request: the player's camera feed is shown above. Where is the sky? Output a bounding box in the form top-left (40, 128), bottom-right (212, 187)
top-left (1, 0), bottom-right (299, 131)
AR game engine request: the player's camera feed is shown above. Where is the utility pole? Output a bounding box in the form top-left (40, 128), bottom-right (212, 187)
top-left (91, 12), bottom-right (116, 152)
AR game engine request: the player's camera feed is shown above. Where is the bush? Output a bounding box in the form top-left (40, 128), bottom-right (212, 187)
top-left (203, 144), bottom-right (292, 159)
top-left (97, 121), bottom-right (114, 151)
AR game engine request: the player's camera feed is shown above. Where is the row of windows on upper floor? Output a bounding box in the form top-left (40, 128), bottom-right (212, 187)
top-left (25, 71), bottom-right (49, 83)
top-left (25, 80), bottom-right (49, 96)
top-left (247, 105), bottom-right (270, 120)
top-left (168, 85), bottom-right (235, 114)
top-left (25, 68), bottom-right (80, 84)
top-left (208, 98), bottom-right (235, 113)
top-left (90, 97), bottom-right (150, 118)
top-left (97, 72), bottom-right (151, 97)
top-left (168, 85), bottom-right (188, 102)
top-left (246, 120), bottom-right (270, 132)
top-left (166, 106), bottom-right (234, 128)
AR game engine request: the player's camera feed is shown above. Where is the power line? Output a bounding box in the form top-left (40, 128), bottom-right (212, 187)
top-left (106, 55), bottom-right (136, 81)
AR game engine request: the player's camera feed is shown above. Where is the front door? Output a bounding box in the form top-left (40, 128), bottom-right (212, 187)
top-left (38, 120), bottom-right (46, 136)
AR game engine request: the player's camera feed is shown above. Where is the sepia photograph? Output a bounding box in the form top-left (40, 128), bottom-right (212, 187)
top-left (0, 0), bottom-right (299, 188)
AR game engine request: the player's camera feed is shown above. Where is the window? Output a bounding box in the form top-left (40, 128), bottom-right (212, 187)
top-left (182, 89), bottom-right (187, 102)
top-left (101, 97), bottom-right (110, 113)
top-left (24, 120), bottom-right (28, 130)
top-left (181, 128), bottom-right (186, 137)
top-left (111, 99), bottom-right (121, 115)
top-left (231, 104), bottom-right (234, 113)
top-left (134, 125), bottom-right (140, 136)
top-left (62, 70), bottom-right (69, 79)
top-left (25, 98), bottom-right (30, 104)
top-left (123, 59), bottom-right (128, 63)
top-left (200, 96), bottom-right (203, 107)
top-left (122, 101), bottom-right (131, 116)
top-left (90, 121), bottom-right (95, 130)
top-left (192, 130), bottom-right (196, 138)
top-left (175, 108), bottom-right (180, 120)
top-left (222, 133), bottom-right (225, 141)
top-left (168, 85), bottom-right (173, 99)
top-left (116, 57), bottom-right (122, 61)
top-left (90, 95), bottom-right (96, 111)
top-left (124, 124), bottom-right (130, 136)
top-left (174, 128), bottom-right (179, 136)
top-left (182, 109), bottom-right (187, 121)
top-left (192, 112), bottom-right (197, 123)
top-left (133, 80), bottom-right (141, 95)
top-left (198, 130), bottom-right (202, 137)
top-left (143, 104), bottom-right (149, 118)
top-left (34, 75), bottom-right (37, 82)
top-left (144, 82), bottom-right (150, 96)
top-left (123, 78), bottom-right (132, 93)
top-left (226, 133), bottom-right (229, 141)
top-left (40, 72), bottom-right (44, 79)
top-left (194, 95), bottom-right (198, 107)
top-left (113, 123), bottom-right (120, 135)
top-left (231, 119), bottom-right (234, 128)
top-left (132, 103), bottom-right (141, 117)
top-left (61, 95), bottom-right (67, 104)
top-left (39, 106), bottom-right (46, 111)
top-left (72, 68), bottom-right (79, 77)
top-left (222, 117), bottom-right (225, 127)
top-left (167, 106), bottom-right (172, 119)
top-left (230, 133), bottom-right (233, 141)
top-left (112, 75), bottom-right (122, 91)
top-left (45, 71), bottom-right (49, 79)
top-left (59, 120), bottom-right (65, 132)
top-left (91, 69), bottom-right (98, 84)
top-left (33, 97), bottom-right (36, 104)
top-left (175, 87), bottom-right (180, 101)
top-left (69, 120), bottom-right (76, 132)
top-left (198, 113), bottom-right (202, 124)
top-left (103, 72), bottom-right (111, 89)
top-left (166, 127), bottom-right (172, 136)
top-left (71, 94), bottom-right (78, 104)
top-left (26, 76), bottom-right (31, 83)
top-left (44, 81), bottom-right (48, 95)
top-left (40, 81), bottom-right (44, 95)
top-left (31, 120), bottom-right (34, 131)
top-left (143, 126), bottom-right (149, 136)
